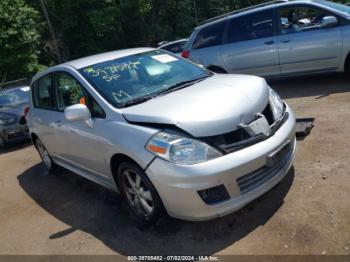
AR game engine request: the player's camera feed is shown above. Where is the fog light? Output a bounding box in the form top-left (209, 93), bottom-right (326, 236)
top-left (198, 185), bottom-right (230, 205)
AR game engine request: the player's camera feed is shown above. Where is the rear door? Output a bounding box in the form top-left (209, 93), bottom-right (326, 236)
top-left (277, 4), bottom-right (342, 75)
top-left (222, 9), bottom-right (281, 77)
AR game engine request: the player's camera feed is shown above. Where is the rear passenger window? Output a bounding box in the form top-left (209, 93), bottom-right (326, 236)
top-left (55, 72), bottom-right (105, 118)
top-left (228, 9), bottom-right (275, 43)
top-left (32, 74), bottom-right (56, 110)
top-left (193, 21), bottom-right (227, 49)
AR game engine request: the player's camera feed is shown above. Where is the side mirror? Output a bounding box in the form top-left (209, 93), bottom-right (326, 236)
top-left (322, 16), bottom-right (338, 28)
top-left (64, 104), bottom-right (93, 128)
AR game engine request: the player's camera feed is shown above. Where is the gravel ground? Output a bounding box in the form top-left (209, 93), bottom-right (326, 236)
top-left (0, 73), bottom-right (349, 256)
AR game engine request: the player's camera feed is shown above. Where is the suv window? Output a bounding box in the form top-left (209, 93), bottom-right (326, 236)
top-left (279, 6), bottom-right (335, 35)
top-left (55, 72), bottom-right (105, 118)
top-left (32, 74), bottom-right (56, 110)
top-left (227, 9), bottom-right (275, 43)
top-left (192, 21), bottom-right (227, 49)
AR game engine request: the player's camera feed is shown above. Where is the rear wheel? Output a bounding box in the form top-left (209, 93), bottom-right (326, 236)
top-left (117, 162), bottom-right (164, 225)
top-left (36, 138), bottom-right (55, 171)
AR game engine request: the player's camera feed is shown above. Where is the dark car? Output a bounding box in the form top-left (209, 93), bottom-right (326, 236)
top-left (0, 86), bottom-right (30, 147)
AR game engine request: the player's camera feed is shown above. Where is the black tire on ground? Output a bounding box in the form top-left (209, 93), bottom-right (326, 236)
top-left (0, 136), bottom-right (5, 148)
top-left (345, 56), bottom-right (350, 77)
top-left (35, 138), bottom-right (57, 171)
top-left (117, 161), bottom-right (165, 225)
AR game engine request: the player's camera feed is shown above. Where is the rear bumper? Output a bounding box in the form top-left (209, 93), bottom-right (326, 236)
top-left (145, 105), bottom-right (296, 221)
top-left (0, 124), bottom-right (29, 144)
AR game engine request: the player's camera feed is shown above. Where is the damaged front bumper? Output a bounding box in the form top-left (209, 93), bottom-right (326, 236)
top-left (145, 104), bottom-right (296, 221)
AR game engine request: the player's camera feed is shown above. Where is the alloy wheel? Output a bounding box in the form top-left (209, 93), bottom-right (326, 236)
top-left (122, 169), bottom-right (154, 217)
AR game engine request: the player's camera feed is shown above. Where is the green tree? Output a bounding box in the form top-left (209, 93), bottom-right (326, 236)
top-left (0, 0), bottom-right (43, 82)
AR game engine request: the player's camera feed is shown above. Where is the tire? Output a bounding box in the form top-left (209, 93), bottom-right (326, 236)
top-left (35, 138), bottom-right (56, 171)
top-left (0, 136), bottom-right (5, 148)
top-left (117, 161), bottom-right (165, 225)
top-left (345, 56), bottom-right (350, 77)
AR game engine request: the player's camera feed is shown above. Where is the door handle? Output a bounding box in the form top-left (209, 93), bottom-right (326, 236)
top-left (264, 40), bottom-right (275, 45)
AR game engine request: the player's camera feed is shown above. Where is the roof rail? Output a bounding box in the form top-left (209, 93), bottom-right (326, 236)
top-left (199, 0), bottom-right (289, 26)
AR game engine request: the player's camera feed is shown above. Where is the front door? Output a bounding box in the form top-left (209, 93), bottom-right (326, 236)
top-left (52, 71), bottom-right (109, 178)
top-left (278, 5), bottom-right (342, 76)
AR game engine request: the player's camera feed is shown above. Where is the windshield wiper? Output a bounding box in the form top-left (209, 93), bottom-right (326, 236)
top-left (118, 74), bottom-right (212, 108)
top-left (118, 94), bottom-right (155, 108)
top-left (155, 74), bottom-right (212, 97)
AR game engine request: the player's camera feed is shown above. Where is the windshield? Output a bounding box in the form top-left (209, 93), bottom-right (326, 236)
top-left (320, 1), bottom-right (350, 15)
top-left (79, 50), bottom-right (211, 108)
top-left (0, 87), bottom-right (29, 107)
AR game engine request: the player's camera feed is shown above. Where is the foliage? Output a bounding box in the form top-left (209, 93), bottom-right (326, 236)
top-left (1, 0), bottom-right (348, 81)
top-left (0, 0), bottom-right (43, 83)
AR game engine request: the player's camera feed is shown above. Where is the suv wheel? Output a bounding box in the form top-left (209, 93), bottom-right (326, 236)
top-left (36, 139), bottom-right (55, 171)
top-left (118, 162), bottom-right (164, 224)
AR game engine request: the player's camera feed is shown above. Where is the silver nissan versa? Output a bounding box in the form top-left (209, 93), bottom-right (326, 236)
top-left (29, 48), bottom-right (296, 223)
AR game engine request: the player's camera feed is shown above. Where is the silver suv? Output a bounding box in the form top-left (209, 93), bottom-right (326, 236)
top-left (183, 0), bottom-right (350, 78)
top-left (29, 48), bottom-right (296, 223)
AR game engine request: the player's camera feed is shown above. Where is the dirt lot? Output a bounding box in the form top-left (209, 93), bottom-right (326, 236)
top-left (0, 74), bottom-right (349, 256)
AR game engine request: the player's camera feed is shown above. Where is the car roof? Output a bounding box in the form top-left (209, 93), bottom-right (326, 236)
top-left (159, 39), bottom-right (188, 48)
top-left (0, 85), bottom-right (29, 91)
top-left (195, 0), bottom-right (327, 30)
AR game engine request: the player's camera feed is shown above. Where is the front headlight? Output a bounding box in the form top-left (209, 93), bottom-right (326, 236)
top-left (146, 131), bottom-right (222, 165)
top-left (269, 88), bottom-right (284, 120)
top-left (0, 118), bottom-right (15, 125)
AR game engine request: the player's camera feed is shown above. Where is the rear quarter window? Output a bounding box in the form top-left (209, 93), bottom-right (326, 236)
top-left (32, 74), bottom-right (56, 110)
top-left (192, 21), bottom-right (227, 50)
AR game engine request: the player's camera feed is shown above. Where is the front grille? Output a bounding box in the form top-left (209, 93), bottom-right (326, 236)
top-left (236, 143), bottom-right (292, 194)
top-left (201, 102), bottom-right (288, 154)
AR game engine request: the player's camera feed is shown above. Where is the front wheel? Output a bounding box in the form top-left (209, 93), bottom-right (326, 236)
top-left (36, 138), bottom-right (56, 171)
top-left (118, 162), bottom-right (165, 224)
top-left (346, 58), bottom-right (350, 77)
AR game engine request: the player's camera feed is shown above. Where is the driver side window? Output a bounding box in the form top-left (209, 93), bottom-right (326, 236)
top-left (55, 72), bottom-right (105, 118)
top-left (279, 6), bottom-right (335, 35)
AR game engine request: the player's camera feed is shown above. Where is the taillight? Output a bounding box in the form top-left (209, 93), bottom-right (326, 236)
top-left (181, 50), bottom-right (190, 59)
top-left (24, 106), bottom-right (30, 119)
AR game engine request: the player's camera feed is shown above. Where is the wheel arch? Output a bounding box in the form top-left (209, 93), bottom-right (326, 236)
top-left (110, 153), bottom-right (145, 188)
top-left (30, 133), bottom-right (39, 147)
top-left (207, 65), bottom-right (228, 74)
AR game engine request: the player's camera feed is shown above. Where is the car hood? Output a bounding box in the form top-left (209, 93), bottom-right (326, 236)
top-left (122, 74), bottom-right (269, 137)
top-left (0, 102), bottom-right (28, 120)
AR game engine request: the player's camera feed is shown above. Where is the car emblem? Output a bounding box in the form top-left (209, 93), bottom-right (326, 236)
top-left (239, 113), bottom-right (271, 137)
